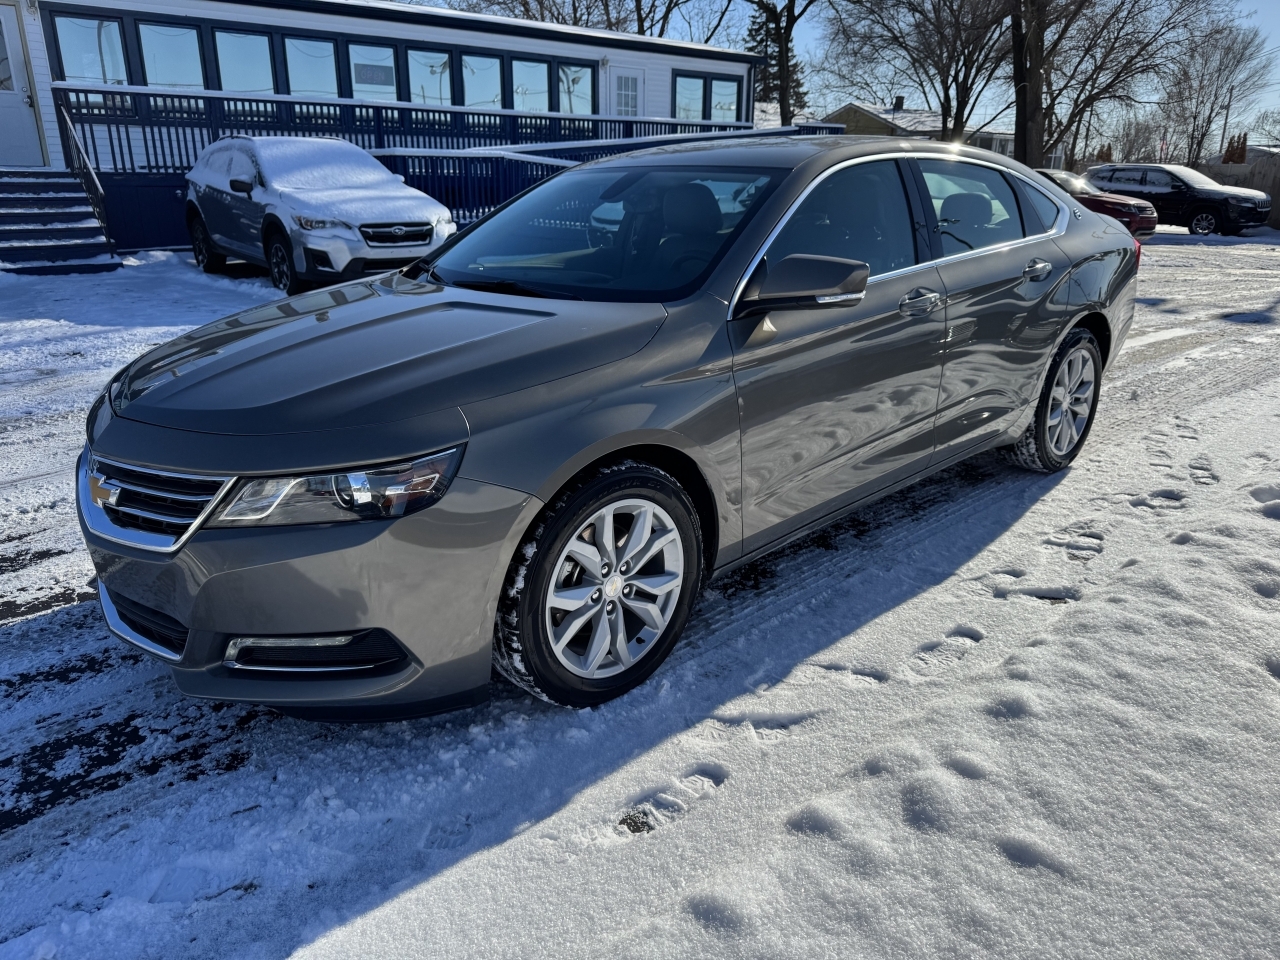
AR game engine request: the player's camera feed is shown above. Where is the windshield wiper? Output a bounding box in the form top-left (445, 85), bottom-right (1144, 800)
top-left (450, 277), bottom-right (582, 300)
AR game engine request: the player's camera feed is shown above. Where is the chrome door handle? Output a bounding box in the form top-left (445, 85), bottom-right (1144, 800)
top-left (899, 289), bottom-right (942, 316)
top-left (1023, 258), bottom-right (1053, 281)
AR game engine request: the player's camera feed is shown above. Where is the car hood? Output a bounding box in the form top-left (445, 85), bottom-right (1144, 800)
top-left (279, 184), bottom-right (450, 226)
top-left (1088, 191), bottom-right (1155, 208)
top-left (110, 275), bottom-right (666, 436)
top-left (1207, 185), bottom-right (1270, 202)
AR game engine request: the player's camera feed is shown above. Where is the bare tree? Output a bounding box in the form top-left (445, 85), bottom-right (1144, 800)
top-left (1158, 20), bottom-right (1275, 165)
top-left (738, 0), bottom-right (822, 125)
top-left (407, 0), bottom-right (737, 43)
top-left (822, 0), bottom-right (1009, 140)
top-left (1008, 0), bottom-right (1227, 167)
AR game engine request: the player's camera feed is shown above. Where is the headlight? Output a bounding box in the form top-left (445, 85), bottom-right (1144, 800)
top-left (1227, 197), bottom-right (1253, 207)
top-left (292, 215), bottom-right (352, 231)
top-left (207, 447), bottom-right (463, 527)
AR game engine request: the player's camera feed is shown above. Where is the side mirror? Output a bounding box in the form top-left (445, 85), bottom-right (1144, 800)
top-left (229, 178), bottom-right (254, 196)
top-left (736, 254), bottom-right (869, 318)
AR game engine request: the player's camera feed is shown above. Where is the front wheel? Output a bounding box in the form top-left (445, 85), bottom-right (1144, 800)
top-left (266, 233), bottom-right (302, 295)
top-left (1005, 328), bottom-right (1102, 473)
top-left (1188, 209), bottom-right (1220, 236)
top-left (493, 462), bottom-right (704, 707)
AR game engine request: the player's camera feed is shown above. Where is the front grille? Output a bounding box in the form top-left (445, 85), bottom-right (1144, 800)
top-left (1259, 199), bottom-right (1271, 212)
top-left (229, 629), bottom-right (407, 672)
top-left (359, 222), bottom-right (433, 245)
top-left (108, 588), bottom-right (189, 656)
top-left (88, 454), bottom-right (230, 548)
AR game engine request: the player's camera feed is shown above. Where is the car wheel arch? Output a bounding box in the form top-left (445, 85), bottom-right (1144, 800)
top-left (184, 201), bottom-right (204, 228)
top-left (523, 437), bottom-right (723, 579)
top-left (261, 214), bottom-right (290, 254)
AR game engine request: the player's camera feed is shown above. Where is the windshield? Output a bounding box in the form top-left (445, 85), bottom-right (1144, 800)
top-left (254, 138), bottom-right (401, 191)
top-left (1045, 170), bottom-right (1100, 195)
top-left (423, 165), bottom-right (783, 302)
top-left (1164, 165), bottom-right (1223, 190)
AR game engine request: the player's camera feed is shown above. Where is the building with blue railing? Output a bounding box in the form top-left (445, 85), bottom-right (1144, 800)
top-left (1, 0), bottom-right (846, 268)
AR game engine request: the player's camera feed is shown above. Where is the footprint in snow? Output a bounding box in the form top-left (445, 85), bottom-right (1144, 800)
top-left (1189, 455), bottom-right (1219, 485)
top-left (785, 661), bottom-right (888, 689)
top-left (1129, 488), bottom-right (1187, 510)
top-left (997, 835), bottom-right (1070, 875)
top-left (1044, 524), bottom-right (1104, 563)
top-left (908, 626), bottom-right (984, 678)
top-left (693, 711), bottom-right (815, 745)
top-left (618, 762), bottom-right (728, 834)
top-left (1249, 484), bottom-right (1280, 520)
top-left (992, 584), bottom-right (1081, 604)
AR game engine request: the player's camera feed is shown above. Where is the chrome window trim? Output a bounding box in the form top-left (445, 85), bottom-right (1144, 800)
top-left (97, 581), bottom-right (183, 663)
top-left (78, 446), bottom-right (237, 555)
top-left (726, 152), bottom-right (1070, 323)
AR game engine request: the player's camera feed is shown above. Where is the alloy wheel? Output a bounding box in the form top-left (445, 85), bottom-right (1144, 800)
top-left (1046, 346), bottom-right (1096, 457)
top-left (543, 498), bottom-right (684, 679)
top-left (269, 242), bottom-right (293, 291)
top-left (1190, 212), bottom-right (1217, 235)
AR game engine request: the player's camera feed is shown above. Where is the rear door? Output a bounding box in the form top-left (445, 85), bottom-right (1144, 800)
top-left (913, 158), bottom-right (1073, 463)
top-left (733, 158), bottom-right (946, 548)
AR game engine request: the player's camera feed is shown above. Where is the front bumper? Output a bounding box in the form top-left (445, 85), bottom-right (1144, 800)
top-left (292, 223), bottom-right (456, 283)
top-left (79, 451), bottom-right (540, 718)
top-left (1226, 204), bottom-right (1271, 227)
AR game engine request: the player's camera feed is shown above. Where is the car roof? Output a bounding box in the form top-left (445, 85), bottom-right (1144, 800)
top-left (574, 135), bottom-right (1035, 173)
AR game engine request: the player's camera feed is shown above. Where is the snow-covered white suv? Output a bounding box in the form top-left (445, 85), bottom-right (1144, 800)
top-left (185, 136), bottom-right (455, 294)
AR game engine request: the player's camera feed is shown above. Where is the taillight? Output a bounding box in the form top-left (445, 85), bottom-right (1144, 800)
top-left (1134, 236), bottom-right (1142, 268)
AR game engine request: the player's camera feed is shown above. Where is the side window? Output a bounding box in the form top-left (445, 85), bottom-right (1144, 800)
top-left (1019, 181), bottom-right (1061, 234)
top-left (918, 159), bottom-right (1024, 256)
top-left (765, 160), bottom-right (916, 277)
top-left (1109, 167), bottom-right (1144, 187)
top-left (1088, 169), bottom-right (1113, 183)
top-left (227, 148), bottom-right (258, 188)
top-left (1143, 170), bottom-right (1175, 190)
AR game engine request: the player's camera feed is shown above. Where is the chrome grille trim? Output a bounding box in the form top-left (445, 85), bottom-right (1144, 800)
top-left (359, 222), bottom-right (434, 246)
top-left (78, 446), bottom-right (236, 554)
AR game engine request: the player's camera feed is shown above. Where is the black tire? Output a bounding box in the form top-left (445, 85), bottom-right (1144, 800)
top-left (1005, 328), bottom-right (1102, 473)
top-left (1187, 208), bottom-right (1220, 236)
top-left (188, 214), bottom-right (226, 273)
top-left (266, 231), bottom-right (303, 295)
top-left (493, 461), bottom-right (704, 707)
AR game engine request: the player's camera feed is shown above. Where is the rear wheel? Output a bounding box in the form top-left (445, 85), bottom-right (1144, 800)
top-left (1005, 328), bottom-right (1101, 473)
top-left (188, 215), bottom-right (225, 273)
top-left (493, 462), bottom-right (703, 707)
top-left (266, 232), bottom-right (302, 295)
top-left (1188, 208), bottom-right (1220, 236)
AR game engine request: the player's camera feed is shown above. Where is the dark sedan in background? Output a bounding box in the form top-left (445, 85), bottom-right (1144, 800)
top-left (79, 137), bottom-right (1139, 719)
top-left (1038, 169), bottom-right (1157, 239)
top-left (1086, 162), bottom-right (1271, 236)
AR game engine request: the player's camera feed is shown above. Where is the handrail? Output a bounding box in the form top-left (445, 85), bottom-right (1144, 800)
top-left (57, 103), bottom-right (115, 255)
top-left (49, 80), bottom-right (753, 130)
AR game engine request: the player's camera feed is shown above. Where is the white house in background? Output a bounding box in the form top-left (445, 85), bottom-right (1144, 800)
top-left (0, 0), bottom-right (761, 170)
top-left (823, 100), bottom-right (1066, 168)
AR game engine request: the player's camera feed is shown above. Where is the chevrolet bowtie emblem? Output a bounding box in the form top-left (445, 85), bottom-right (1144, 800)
top-left (89, 473), bottom-right (120, 508)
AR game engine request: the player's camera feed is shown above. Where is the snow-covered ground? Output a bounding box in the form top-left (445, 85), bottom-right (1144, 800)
top-left (1, 228), bottom-right (1279, 959)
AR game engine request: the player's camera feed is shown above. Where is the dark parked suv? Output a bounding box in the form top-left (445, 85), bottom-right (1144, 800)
top-left (1086, 163), bottom-right (1270, 236)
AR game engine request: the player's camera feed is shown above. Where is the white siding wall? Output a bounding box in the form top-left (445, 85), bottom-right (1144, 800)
top-left (13, 0), bottom-right (62, 168)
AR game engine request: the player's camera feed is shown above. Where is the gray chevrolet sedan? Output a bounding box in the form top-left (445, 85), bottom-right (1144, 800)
top-left (79, 137), bottom-right (1137, 719)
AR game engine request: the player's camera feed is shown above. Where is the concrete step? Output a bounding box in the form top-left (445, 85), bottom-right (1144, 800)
top-left (0, 220), bottom-right (106, 242)
top-left (0, 236), bottom-right (112, 263)
top-left (0, 194), bottom-right (96, 211)
top-left (0, 206), bottom-right (96, 226)
top-left (0, 254), bottom-right (122, 275)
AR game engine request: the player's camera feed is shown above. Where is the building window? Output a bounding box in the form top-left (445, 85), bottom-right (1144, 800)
top-left (558, 64), bottom-right (593, 114)
top-left (55, 16), bottom-right (127, 85)
top-left (349, 43), bottom-right (397, 102)
top-left (615, 74), bottom-right (639, 116)
top-left (462, 54), bottom-right (502, 108)
top-left (285, 36), bottom-right (338, 99)
top-left (512, 60), bottom-right (549, 113)
top-left (710, 79), bottom-right (739, 122)
top-left (138, 24), bottom-right (204, 91)
top-left (0, 17), bottom-right (14, 91)
top-left (215, 32), bottom-right (275, 95)
top-left (408, 49), bottom-right (451, 106)
top-left (674, 75), bottom-right (703, 121)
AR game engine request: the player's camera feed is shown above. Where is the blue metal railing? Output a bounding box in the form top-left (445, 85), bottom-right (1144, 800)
top-left (52, 83), bottom-right (758, 175)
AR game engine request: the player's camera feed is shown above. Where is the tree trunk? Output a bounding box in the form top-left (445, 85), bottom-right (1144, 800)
top-left (1024, 0), bottom-right (1046, 167)
top-left (1011, 0), bottom-right (1027, 163)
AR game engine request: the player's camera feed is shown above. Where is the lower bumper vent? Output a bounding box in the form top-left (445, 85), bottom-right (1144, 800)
top-left (225, 629), bottom-right (407, 673)
top-left (108, 588), bottom-right (189, 657)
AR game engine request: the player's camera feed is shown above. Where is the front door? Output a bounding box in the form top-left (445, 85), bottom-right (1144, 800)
top-left (733, 159), bottom-right (945, 549)
top-left (914, 158), bottom-right (1073, 461)
top-left (222, 146), bottom-right (264, 257)
top-left (0, 5), bottom-right (45, 166)
top-left (1140, 168), bottom-right (1187, 225)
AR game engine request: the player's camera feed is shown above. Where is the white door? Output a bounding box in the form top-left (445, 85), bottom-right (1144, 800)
top-left (0, 5), bottom-right (44, 167)
top-left (612, 71), bottom-right (644, 118)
